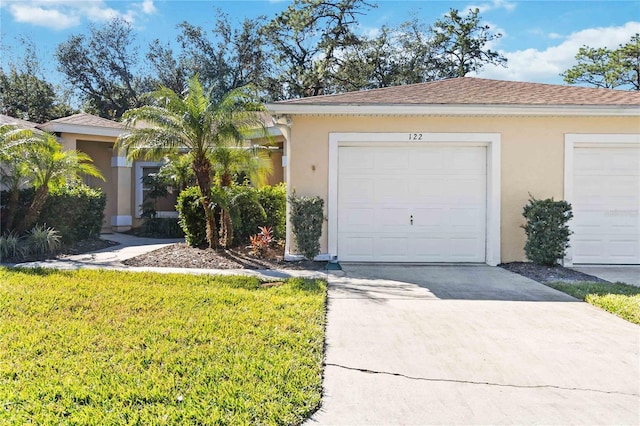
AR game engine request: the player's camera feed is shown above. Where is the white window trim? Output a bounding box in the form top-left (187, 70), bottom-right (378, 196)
top-left (563, 133), bottom-right (640, 266)
top-left (327, 132), bottom-right (501, 266)
top-left (134, 160), bottom-right (175, 219)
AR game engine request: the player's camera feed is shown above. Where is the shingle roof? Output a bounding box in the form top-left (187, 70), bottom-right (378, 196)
top-left (277, 77), bottom-right (640, 106)
top-left (44, 113), bottom-right (124, 129)
top-left (0, 114), bottom-right (40, 129)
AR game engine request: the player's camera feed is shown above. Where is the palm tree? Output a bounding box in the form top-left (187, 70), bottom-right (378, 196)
top-left (0, 124), bottom-right (37, 156)
top-left (211, 144), bottom-right (272, 247)
top-left (0, 124), bottom-right (41, 231)
top-left (14, 133), bottom-right (104, 233)
top-left (117, 76), bottom-right (269, 249)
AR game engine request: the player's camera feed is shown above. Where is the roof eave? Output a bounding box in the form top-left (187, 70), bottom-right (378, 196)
top-left (38, 122), bottom-right (125, 137)
top-left (266, 103), bottom-right (640, 117)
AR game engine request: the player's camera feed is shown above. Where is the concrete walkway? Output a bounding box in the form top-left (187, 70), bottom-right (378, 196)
top-left (571, 266), bottom-right (640, 287)
top-left (307, 264), bottom-right (640, 425)
top-left (8, 232), bottom-right (326, 280)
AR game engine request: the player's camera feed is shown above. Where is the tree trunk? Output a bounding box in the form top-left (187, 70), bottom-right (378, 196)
top-left (219, 171), bottom-right (234, 248)
top-left (220, 208), bottom-right (233, 248)
top-left (4, 188), bottom-right (20, 232)
top-left (192, 156), bottom-right (218, 249)
top-left (16, 185), bottom-right (49, 234)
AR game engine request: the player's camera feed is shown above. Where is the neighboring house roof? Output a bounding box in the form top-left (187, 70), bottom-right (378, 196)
top-left (39, 113), bottom-right (125, 137)
top-left (0, 114), bottom-right (40, 129)
top-left (268, 77), bottom-right (640, 116)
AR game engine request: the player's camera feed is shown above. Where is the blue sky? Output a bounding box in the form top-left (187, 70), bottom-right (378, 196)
top-left (0, 0), bottom-right (638, 87)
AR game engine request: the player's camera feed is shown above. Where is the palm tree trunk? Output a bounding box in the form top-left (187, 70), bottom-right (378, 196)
top-left (219, 172), bottom-right (234, 248)
top-left (193, 156), bottom-right (218, 249)
top-left (16, 186), bottom-right (49, 234)
top-left (220, 208), bottom-right (233, 248)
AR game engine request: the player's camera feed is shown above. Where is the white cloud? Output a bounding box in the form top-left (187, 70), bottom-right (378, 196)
top-left (9, 4), bottom-right (80, 30)
top-left (465, 0), bottom-right (516, 14)
top-left (4, 0), bottom-right (157, 30)
top-left (141, 0), bottom-right (156, 14)
top-left (476, 21), bottom-right (640, 84)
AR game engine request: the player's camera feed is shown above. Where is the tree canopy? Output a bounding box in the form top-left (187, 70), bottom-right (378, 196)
top-left (562, 34), bottom-right (640, 91)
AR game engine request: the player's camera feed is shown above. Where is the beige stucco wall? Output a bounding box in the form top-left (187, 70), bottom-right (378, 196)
top-left (285, 114), bottom-right (640, 262)
top-left (60, 133), bottom-right (133, 232)
top-left (76, 140), bottom-right (116, 232)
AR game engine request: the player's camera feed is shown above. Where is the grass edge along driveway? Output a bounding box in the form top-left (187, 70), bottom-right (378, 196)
top-left (547, 281), bottom-right (640, 325)
top-left (0, 268), bottom-right (326, 425)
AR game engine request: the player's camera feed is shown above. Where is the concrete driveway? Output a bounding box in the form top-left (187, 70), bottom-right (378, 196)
top-left (307, 265), bottom-right (639, 425)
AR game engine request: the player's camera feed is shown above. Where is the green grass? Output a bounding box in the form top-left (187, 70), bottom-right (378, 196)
top-left (0, 268), bottom-right (326, 425)
top-left (547, 281), bottom-right (640, 325)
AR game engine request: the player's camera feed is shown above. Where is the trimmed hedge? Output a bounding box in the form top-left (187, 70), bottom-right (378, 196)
top-left (289, 194), bottom-right (324, 260)
top-left (258, 183), bottom-right (286, 241)
top-left (39, 185), bottom-right (106, 244)
top-left (176, 186), bottom-right (207, 248)
top-left (1, 185), bottom-right (105, 245)
top-left (522, 195), bottom-right (573, 266)
top-left (230, 183), bottom-right (287, 245)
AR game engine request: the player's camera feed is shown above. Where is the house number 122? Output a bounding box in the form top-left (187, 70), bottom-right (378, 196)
top-left (409, 133), bottom-right (423, 141)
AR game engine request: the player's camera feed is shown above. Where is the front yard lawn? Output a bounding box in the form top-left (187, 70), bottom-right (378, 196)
top-left (547, 281), bottom-right (640, 325)
top-left (0, 268), bottom-right (326, 425)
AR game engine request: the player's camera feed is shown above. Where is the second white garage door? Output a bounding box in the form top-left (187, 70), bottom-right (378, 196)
top-left (571, 145), bottom-right (640, 264)
top-left (338, 145), bottom-right (487, 262)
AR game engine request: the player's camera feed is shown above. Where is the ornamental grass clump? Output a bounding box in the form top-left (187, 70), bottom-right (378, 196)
top-left (522, 195), bottom-right (573, 266)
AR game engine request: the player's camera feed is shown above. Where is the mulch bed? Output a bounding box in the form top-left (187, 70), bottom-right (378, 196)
top-left (499, 261), bottom-right (610, 284)
top-left (122, 242), bottom-right (328, 271)
top-left (3, 238), bottom-right (119, 264)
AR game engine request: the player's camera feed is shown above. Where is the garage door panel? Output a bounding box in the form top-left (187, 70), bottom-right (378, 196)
top-left (377, 207), bottom-right (411, 228)
top-left (410, 150), bottom-right (444, 170)
top-left (571, 145), bottom-right (640, 264)
top-left (341, 178), bottom-right (374, 202)
top-left (378, 151), bottom-right (409, 169)
top-left (375, 179), bottom-right (408, 203)
top-left (341, 236), bottom-right (374, 258)
top-left (338, 145), bottom-right (487, 262)
top-left (340, 148), bottom-right (374, 170)
top-left (377, 237), bottom-right (410, 257)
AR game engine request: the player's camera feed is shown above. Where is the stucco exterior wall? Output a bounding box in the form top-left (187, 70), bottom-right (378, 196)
top-left (285, 114), bottom-right (639, 262)
top-left (76, 140), bottom-right (116, 232)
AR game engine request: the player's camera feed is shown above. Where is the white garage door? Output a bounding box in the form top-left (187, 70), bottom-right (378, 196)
top-left (338, 145), bottom-right (487, 262)
top-left (572, 146), bottom-right (640, 264)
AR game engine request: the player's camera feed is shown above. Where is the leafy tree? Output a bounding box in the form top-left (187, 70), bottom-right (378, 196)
top-left (14, 133), bottom-right (104, 233)
top-left (116, 76), bottom-right (269, 249)
top-left (56, 18), bottom-right (151, 119)
top-left (430, 8), bottom-right (507, 78)
top-left (261, 0), bottom-right (374, 99)
top-left (146, 40), bottom-right (188, 96)
top-left (0, 39), bottom-right (74, 123)
top-left (617, 34), bottom-right (640, 90)
top-left (563, 34), bottom-right (640, 90)
top-left (173, 13), bottom-right (270, 101)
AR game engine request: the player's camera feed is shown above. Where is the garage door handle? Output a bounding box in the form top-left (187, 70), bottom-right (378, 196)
top-left (410, 215), bottom-right (413, 225)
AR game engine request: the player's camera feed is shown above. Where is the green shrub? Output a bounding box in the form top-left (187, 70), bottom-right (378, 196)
top-left (135, 217), bottom-right (184, 238)
top-left (259, 183), bottom-right (286, 240)
top-left (176, 186), bottom-right (207, 247)
top-left (230, 185), bottom-right (267, 245)
top-left (0, 188), bottom-right (35, 231)
top-left (39, 185), bottom-right (106, 245)
top-left (522, 195), bottom-right (573, 266)
top-left (2, 185), bottom-right (105, 245)
top-left (289, 194), bottom-right (324, 260)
